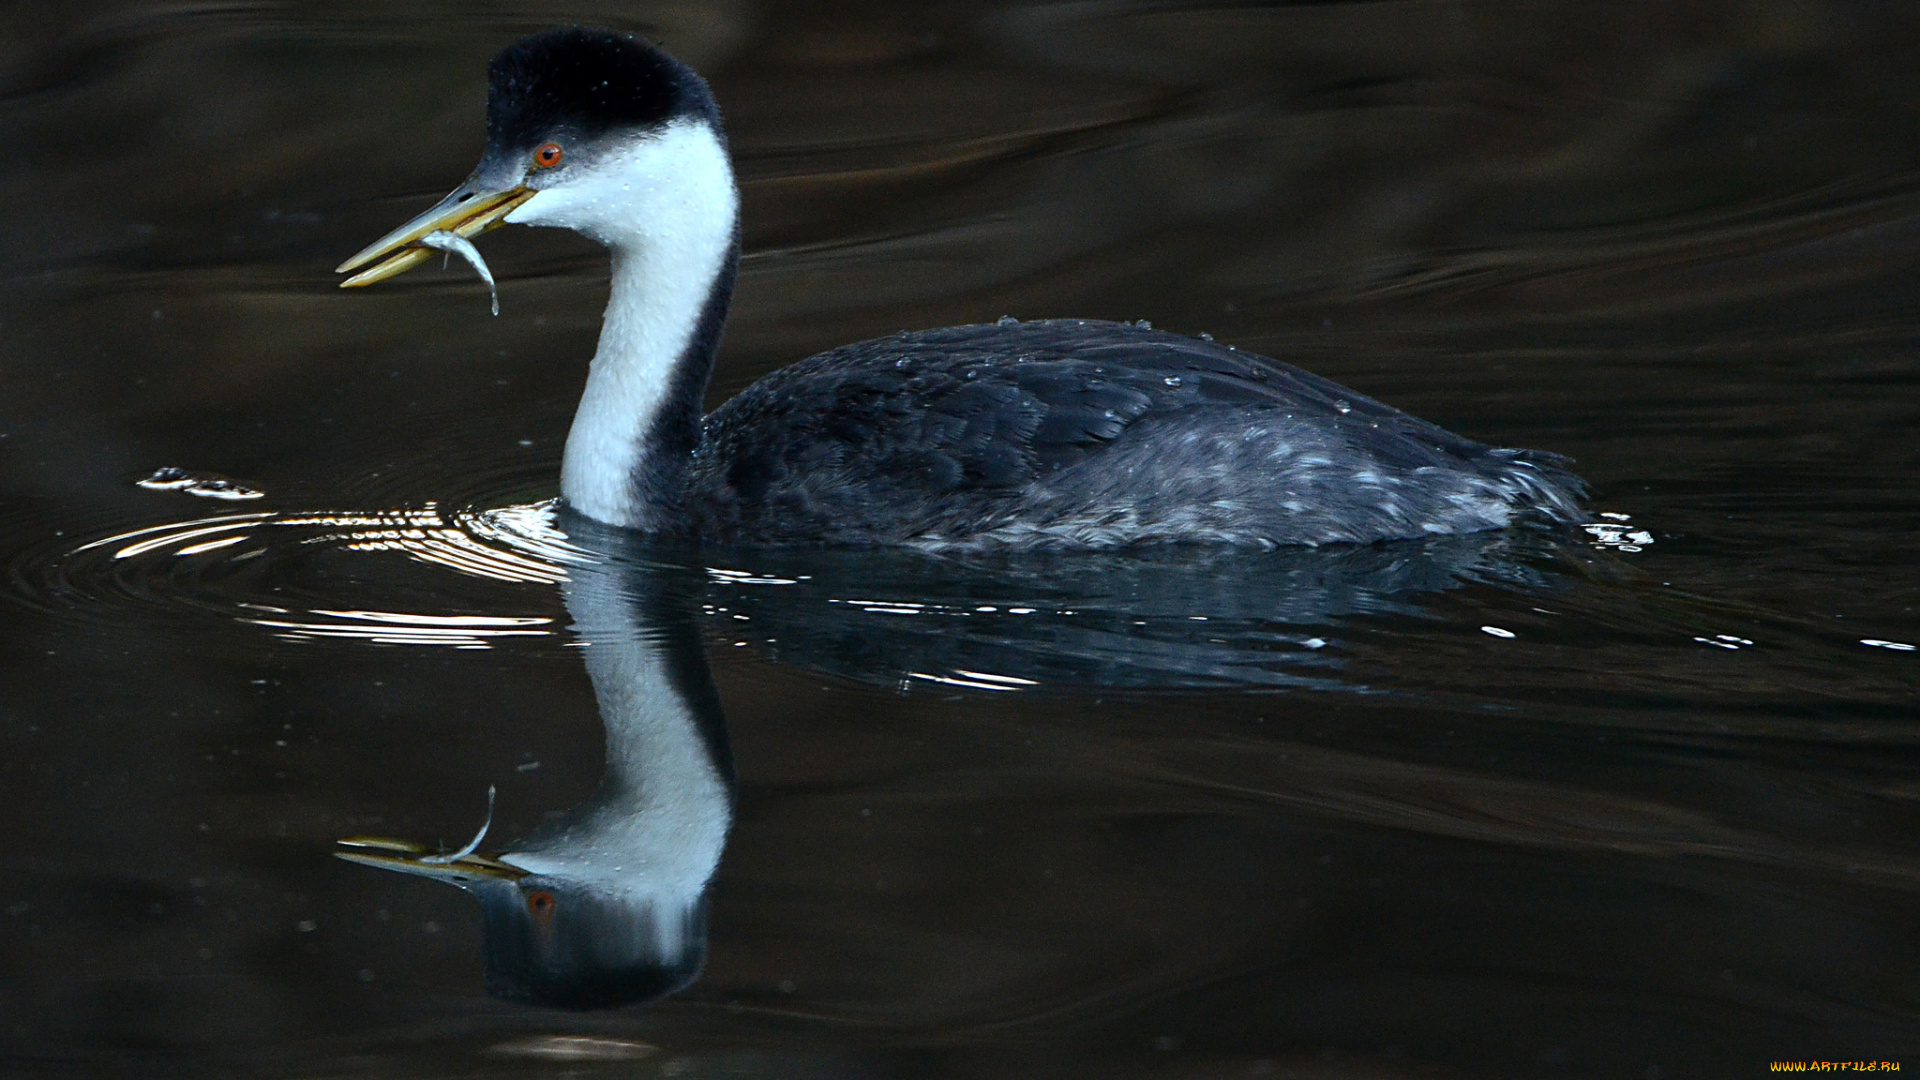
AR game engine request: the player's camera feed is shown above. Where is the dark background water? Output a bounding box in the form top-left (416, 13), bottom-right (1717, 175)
top-left (3, 1), bottom-right (1919, 1077)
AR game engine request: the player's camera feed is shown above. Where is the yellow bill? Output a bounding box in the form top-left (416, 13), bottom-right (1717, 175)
top-left (335, 835), bottom-right (528, 882)
top-left (336, 184), bottom-right (536, 288)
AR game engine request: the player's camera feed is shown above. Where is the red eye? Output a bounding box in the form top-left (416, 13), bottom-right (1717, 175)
top-left (526, 890), bottom-right (556, 917)
top-left (534, 142), bottom-right (563, 168)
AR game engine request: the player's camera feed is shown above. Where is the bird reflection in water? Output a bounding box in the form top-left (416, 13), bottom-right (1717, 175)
top-left (715, 531), bottom-right (1567, 690)
top-left (336, 543), bottom-right (732, 1009)
top-left (299, 498), bottom-right (1586, 1009)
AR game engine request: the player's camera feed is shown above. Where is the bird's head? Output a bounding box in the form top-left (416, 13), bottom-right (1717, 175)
top-left (337, 26), bottom-right (733, 287)
top-left (337, 834), bottom-right (708, 1009)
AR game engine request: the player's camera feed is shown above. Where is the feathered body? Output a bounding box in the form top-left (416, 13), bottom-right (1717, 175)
top-left (347, 28), bottom-right (1587, 548)
top-left (687, 319), bottom-right (1582, 549)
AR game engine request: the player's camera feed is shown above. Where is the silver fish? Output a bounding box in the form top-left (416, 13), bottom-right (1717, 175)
top-left (419, 229), bottom-right (500, 315)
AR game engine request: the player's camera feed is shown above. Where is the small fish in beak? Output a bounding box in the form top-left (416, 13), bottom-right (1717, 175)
top-left (419, 231), bottom-right (501, 315)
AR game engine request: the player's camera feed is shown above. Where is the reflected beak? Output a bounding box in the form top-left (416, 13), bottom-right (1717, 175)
top-left (334, 182), bottom-right (536, 288)
top-left (335, 835), bottom-right (528, 883)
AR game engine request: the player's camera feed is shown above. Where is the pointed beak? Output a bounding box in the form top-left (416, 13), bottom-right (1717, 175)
top-left (335, 180), bottom-right (536, 288)
top-left (335, 836), bottom-right (529, 884)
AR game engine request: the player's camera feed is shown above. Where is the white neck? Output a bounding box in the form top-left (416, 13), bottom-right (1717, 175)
top-left (503, 561), bottom-right (732, 954)
top-left (507, 120), bottom-right (739, 529)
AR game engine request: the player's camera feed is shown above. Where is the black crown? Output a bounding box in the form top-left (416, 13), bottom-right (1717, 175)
top-left (486, 27), bottom-right (716, 149)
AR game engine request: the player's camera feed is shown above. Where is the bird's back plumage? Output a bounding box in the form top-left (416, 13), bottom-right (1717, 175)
top-left (688, 320), bottom-right (1583, 549)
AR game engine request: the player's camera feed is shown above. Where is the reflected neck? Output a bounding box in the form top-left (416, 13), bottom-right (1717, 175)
top-left (508, 563), bottom-right (734, 899)
top-left (557, 125), bottom-right (739, 531)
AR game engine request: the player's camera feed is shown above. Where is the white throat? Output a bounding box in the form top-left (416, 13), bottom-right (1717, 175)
top-left (502, 562), bottom-right (732, 954)
top-left (507, 120), bottom-right (739, 529)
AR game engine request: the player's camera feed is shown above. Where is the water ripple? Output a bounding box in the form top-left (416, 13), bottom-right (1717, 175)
top-left (19, 479), bottom-right (1510, 687)
top-left (14, 495), bottom-right (579, 652)
top-left (12, 478), bottom-right (1909, 704)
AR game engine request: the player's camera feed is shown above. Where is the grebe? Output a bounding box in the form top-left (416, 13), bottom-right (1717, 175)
top-left (338, 27), bottom-right (1584, 548)
top-left (338, 554), bottom-right (731, 1008)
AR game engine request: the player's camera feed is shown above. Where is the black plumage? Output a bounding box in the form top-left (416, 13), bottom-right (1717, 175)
top-left (486, 26), bottom-right (716, 151)
top-left (687, 319), bottom-right (1584, 548)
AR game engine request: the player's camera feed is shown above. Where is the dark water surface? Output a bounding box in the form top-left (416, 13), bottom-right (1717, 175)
top-left (4, 2), bottom-right (1919, 1077)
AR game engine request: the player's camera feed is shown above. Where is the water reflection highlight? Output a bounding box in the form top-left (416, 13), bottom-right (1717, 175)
top-left (338, 550), bottom-right (731, 1009)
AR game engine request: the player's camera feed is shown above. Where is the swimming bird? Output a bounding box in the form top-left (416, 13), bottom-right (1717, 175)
top-left (337, 27), bottom-right (1584, 549)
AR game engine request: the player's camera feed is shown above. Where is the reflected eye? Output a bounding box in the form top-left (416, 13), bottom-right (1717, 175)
top-left (533, 142), bottom-right (564, 169)
top-left (526, 890), bottom-right (556, 917)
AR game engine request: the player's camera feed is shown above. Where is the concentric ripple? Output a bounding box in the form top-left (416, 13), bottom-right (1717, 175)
top-left (76, 500), bottom-right (587, 584)
top-left (17, 495), bottom-right (587, 651)
top-left (13, 476), bottom-right (1460, 686)
top-left (35, 472), bottom-right (1885, 701)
